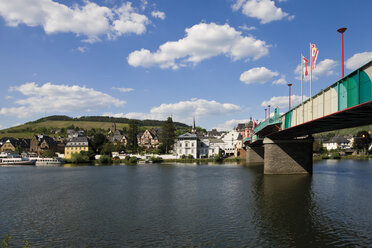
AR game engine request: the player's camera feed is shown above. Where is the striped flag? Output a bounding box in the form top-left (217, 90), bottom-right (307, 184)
top-left (310, 43), bottom-right (319, 70)
top-left (302, 55), bottom-right (308, 79)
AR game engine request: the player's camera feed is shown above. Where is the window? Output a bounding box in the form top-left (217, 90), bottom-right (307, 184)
top-left (192, 143), bottom-right (194, 147)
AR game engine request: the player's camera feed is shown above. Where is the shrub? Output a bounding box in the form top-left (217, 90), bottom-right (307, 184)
top-left (330, 151), bottom-right (341, 159)
top-left (181, 155), bottom-right (186, 159)
top-left (98, 155), bottom-right (111, 164)
top-left (150, 156), bottom-right (163, 163)
top-left (214, 154), bottom-right (223, 162)
top-left (187, 154), bottom-right (194, 159)
top-left (129, 156), bottom-right (138, 164)
top-left (71, 152), bottom-right (90, 163)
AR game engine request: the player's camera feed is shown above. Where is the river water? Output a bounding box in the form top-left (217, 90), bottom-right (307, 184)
top-left (0, 160), bottom-right (372, 247)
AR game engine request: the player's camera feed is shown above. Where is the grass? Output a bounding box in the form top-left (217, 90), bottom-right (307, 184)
top-left (0, 120), bottom-right (169, 138)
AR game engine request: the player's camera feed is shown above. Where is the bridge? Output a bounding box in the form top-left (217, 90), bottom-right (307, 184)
top-left (244, 60), bottom-right (372, 174)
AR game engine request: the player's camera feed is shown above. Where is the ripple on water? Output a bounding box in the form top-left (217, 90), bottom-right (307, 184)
top-left (0, 161), bottom-right (372, 247)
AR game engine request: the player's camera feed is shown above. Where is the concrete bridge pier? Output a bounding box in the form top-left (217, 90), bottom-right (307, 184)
top-left (263, 136), bottom-right (314, 174)
top-left (246, 146), bottom-right (264, 163)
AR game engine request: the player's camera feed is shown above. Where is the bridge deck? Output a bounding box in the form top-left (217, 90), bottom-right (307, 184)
top-left (252, 60), bottom-right (372, 141)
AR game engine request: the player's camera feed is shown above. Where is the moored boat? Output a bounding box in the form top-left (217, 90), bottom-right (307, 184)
top-left (0, 157), bottom-right (35, 166)
top-left (35, 158), bottom-right (63, 167)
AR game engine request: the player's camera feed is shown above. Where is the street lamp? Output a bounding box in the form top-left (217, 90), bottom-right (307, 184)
top-left (288, 83), bottom-right (292, 111)
top-left (337, 27), bottom-right (347, 78)
top-left (268, 105), bottom-right (271, 119)
top-left (265, 109), bottom-right (267, 120)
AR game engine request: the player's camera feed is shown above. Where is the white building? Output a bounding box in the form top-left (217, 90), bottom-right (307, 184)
top-left (219, 130), bottom-right (243, 156)
top-left (323, 136), bottom-right (350, 150)
top-left (175, 129), bottom-right (244, 159)
top-left (175, 133), bottom-right (199, 158)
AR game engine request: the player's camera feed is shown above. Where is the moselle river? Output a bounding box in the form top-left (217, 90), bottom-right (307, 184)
top-left (1, 159), bottom-right (372, 247)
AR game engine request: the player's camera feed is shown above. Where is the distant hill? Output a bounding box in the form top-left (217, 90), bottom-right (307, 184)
top-left (315, 124), bottom-right (372, 138)
top-left (0, 115), bottom-right (191, 138)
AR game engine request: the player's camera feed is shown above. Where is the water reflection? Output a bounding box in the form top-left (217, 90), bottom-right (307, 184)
top-left (1, 161), bottom-right (372, 247)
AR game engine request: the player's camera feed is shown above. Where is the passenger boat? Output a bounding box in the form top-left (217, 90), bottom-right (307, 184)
top-left (35, 158), bottom-right (63, 167)
top-left (0, 157), bottom-right (35, 166)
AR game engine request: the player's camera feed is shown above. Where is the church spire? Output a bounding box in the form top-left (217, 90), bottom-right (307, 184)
top-left (192, 116), bottom-right (196, 133)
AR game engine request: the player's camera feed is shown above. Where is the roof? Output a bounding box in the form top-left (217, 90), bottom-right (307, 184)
top-left (209, 138), bottom-right (224, 144)
top-left (178, 133), bottom-right (198, 139)
top-left (324, 136), bottom-right (349, 144)
top-left (66, 137), bottom-right (89, 146)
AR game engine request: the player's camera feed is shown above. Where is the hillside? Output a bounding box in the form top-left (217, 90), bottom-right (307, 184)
top-left (0, 115), bottom-right (191, 138)
top-left (315, 124), bottom-right (372, 138)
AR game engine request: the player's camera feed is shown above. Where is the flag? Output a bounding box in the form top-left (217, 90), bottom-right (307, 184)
top-left (310, 43), bottom-right (319, 70)
top-left (301, 55), bottom-right (308, 79)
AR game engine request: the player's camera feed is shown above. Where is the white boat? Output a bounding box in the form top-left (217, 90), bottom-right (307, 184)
top-left (0, 157), bottom-right (35, 166)
top-left (35, 158), bottom-right (63, 167)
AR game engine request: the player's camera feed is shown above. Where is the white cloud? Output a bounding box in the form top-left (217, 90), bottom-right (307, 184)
top-left (215, 119), bottom-right (250, 131)
top-left (238, 24), bottom-right (256, 31)
top-left (345, 52), bottom-right (372, 71)
top-left (127, 22), bottom-right (269, 69)
top-left (232, 0), bottom-right (292, 24)
top-left (261, 94), bottom-right (309, 109)
top-left (272, 75), bottom-right (287, 85)
top-left (140, 0), bottom-right (148, 11)
top-left (111, 87), bottom-right (134, 92)
top-left (294, 58), bottom-right (337, 81)
top-left (1, 82), bottom-right (126, 118)
top-left (104, 98), bottom-right (241, 123)
top-left (240, 67), bottom-right (278, 84)
top-left (151, 11), bottom-right (165, 20)
top-left (77, 46), bottom-right (88, 53)
top-left (0, 0), bottom-right (150, 43)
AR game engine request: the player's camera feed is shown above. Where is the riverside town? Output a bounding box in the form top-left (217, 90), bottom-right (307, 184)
top-left (0, 0), bottom-right (372, 247)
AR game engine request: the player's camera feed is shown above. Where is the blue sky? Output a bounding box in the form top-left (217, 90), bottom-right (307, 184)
top-left (0, 0), bottom-right (371, 130)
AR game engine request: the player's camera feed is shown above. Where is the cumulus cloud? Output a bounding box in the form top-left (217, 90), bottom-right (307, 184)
top-left (0, 0), bottom-right (150, 42)
top-left (151, 11), bottom-right (165, 20)
top-left (294, 59), bottom-right (337, 81)
top-left (261, 95), bottom-right (308, 109)
top-left (111, 87), bottom-right (134, 92)
top-left (0, 82), bottom-right (126, 118)
top-left (127, 22), bottom-right (270, 69)
top-left (238, 24), bottom-right (256, 31)
top-left (240, 67), bottom-right (278, 84)
top-left (104, 98), bottom-right (241, 123)
top-left (232, 0), bottom-right (292, 24)
top-left (215, 119), bottom-right (251, 131)
top-left (272, 76), bottom-right (287, 85)
top-left (345, 52), bottom-right (372, 71)
top-left (77, 46), bottom-right (88, 53)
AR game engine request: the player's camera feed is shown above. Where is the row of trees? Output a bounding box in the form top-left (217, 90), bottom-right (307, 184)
top-left (126, 117), bottom-right (176, 154)
top-left (89, 117), bottom-right (177, 155)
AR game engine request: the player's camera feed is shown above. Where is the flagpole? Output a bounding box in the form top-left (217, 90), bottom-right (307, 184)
top-left (310, 43), bottom-right (313, 120)
top-left (301, 54), bottom-right (303, 104)
top-left (301, 53), bottom-right (304, 123)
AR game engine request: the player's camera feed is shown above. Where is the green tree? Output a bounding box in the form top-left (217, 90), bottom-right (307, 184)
top-left (70, 152), bottom-right (90, 163)
top-left (91, 133), bottom-right (107, 154)
top-left (14, 145), bottom-right (23, 155)
top-left (160, 117), bottom-right (176, 154)
top-left (313, 140), bottom-right (324, 153)
top-left (43, 149), bottom-right (56, 157)
top-left (353, 131), bottom-right (371, 154)
top-left (127, 120), bottom-right (139, 153)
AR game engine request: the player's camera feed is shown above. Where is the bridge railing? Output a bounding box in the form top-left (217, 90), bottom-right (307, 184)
top-left (253, 108), bottom-right (282, 134)
top-left (280, 60), bottom-right (372, 130)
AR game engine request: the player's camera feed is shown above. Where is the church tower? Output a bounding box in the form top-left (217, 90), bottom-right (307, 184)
top-left (191, 116), bottom-right (196, 133)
